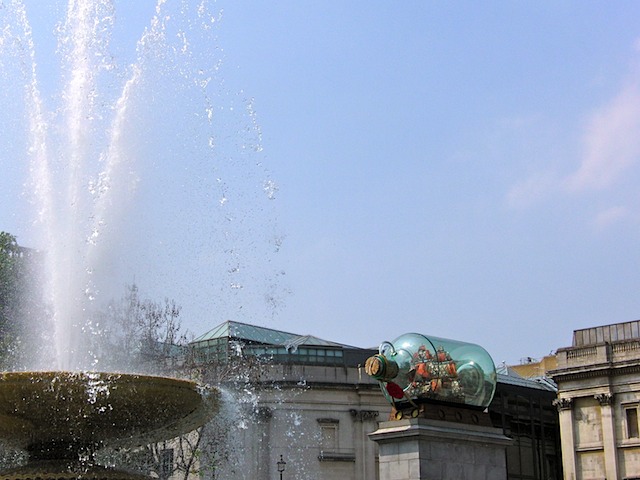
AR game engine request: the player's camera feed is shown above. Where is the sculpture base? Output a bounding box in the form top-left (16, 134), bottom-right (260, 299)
top-left (369, 417), bottom-right (511, 480)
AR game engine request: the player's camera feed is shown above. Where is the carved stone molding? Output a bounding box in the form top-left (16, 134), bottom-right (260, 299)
top-left (594, 393), bottom-right (614, 406)
top-left (349, 409), bottom-right (379, 422)
top-left (552, 397), bottom-right (573, 411)
top-left (317, 417), bottom-right (339, 425)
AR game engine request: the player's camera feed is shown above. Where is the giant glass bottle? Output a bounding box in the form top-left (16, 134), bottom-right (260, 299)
top-left (365, 333), bottom-right (496, 409)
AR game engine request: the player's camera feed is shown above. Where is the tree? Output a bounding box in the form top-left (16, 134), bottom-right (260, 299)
top-left (0, 232), bottom-right (50, 369)
top-left (91, 283), bottom-right (213, 479)
top-left (0, 232), bottom-right (22, 340)
top-left (93, 283), bottom-right (188, 374)
top-left (98, 304), bottom-right (270, 480)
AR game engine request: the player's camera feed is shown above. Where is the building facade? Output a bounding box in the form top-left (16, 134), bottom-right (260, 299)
top-left (184, 320), bottom-right (561, 480)
top-left (551, 320), bottom-right (640, 480)
top-left (189, 321), bottom-right (390, 480)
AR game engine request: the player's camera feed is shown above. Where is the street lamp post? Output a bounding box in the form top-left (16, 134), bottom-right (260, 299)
top-left (277, 455), bottom-right (286, 480)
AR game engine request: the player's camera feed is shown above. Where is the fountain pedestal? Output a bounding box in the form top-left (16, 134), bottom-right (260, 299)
top-left (369, 416), bottom-right (511, 480)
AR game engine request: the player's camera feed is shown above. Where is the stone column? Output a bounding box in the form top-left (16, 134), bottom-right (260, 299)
top-left (595, 393), bottom-right (619, 480)
top-left (351, 409), bottom-right (381, 480)
top-left (254, 406), bottom-right (273, 480)
top-left (369, 417), bottom-right (511, 480)
top-left (553, 397), bottom-right (576, 480)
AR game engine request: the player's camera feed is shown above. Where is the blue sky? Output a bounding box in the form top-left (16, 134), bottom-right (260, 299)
top-left (2, 1), bottom-right (640, 365)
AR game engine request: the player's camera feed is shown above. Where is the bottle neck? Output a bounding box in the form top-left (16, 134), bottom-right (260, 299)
top-left (364, 354), bottom-right (399, 381)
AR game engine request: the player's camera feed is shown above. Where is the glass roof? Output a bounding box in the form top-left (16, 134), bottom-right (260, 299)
top-left (495, 364), bottom-right (557, 392)
top-left (191, 320), bottom-right (352, 348)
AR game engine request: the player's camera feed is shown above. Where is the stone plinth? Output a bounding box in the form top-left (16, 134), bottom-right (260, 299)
top-left (369, 417), bottom-right (511, 480)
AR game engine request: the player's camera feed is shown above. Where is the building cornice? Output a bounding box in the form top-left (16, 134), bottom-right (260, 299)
top-left (550, 360), bottom-right (640, 382)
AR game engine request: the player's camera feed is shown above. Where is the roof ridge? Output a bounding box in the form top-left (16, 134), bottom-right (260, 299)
top-left (226, 319), bottom-right (303, 338)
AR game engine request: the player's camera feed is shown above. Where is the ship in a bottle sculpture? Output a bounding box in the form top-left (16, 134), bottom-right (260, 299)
top-left (365, 333), bottom-right (497, 419)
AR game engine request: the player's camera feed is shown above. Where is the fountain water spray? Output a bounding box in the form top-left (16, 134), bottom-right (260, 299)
top-left (1, 0), bottom-right (170, 370)
top-left (1, 0), bottom-right (280, 372)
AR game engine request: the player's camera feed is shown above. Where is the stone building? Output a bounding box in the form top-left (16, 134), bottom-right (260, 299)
top-left (550, 320), bottom-right (640, 480)
top-left (189, 320), bottom-right (390, 480)
top-left (186, 320), bottom-right (561, 480)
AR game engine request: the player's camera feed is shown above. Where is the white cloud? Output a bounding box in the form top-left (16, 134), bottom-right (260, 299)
top-left (506, 76), bottom-right (640, 220)
top-left (591, 205), bottom-right (629, 230)
top-left (566, 82), bottom-right (640, 192)
top-left (505, 43), bottom-right (640, 234)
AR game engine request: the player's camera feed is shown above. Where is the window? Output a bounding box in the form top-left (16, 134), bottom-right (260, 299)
top-left (316, 418), bottom-right (355, 462)
top-left (627, 408), bottom-right (639, 438)
top-left (321, 424), bottom-right (338, 451)
top-left (317, 418), bottom-right (339, 452)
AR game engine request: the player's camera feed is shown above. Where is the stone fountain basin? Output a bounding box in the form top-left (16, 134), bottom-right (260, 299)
top-left (0, 371), bottom-right (218, 455)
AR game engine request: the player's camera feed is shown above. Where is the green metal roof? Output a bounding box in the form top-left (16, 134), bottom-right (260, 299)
top-left (191, 320), bottom-right (352, 348)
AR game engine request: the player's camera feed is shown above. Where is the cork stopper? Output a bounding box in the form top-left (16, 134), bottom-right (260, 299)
top-left (364, 354), bottom-right (398, 381)
top-left (365, 355), bottom-right (383, 377)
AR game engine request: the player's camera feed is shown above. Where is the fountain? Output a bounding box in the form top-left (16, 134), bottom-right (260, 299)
top-left (0, 371), bottom-right (218, 480)
top-left (0, 1), bottom-right (250, 478)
